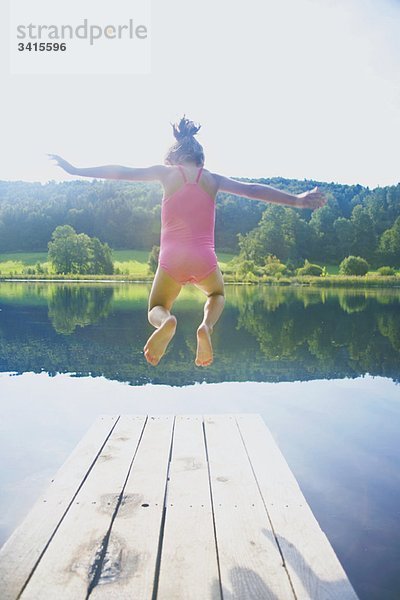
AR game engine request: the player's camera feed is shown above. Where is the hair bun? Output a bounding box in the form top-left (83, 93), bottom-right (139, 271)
top-left (172, 116), bottom-right (201, 142)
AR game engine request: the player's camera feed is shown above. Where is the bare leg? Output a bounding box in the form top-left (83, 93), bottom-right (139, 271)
top-left (194, 267), bottom-right (225, 367)
top-left (144, 267), bottom-right (181, 366)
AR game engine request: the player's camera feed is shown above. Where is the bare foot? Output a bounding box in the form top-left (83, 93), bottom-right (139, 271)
top-left (144, 315), bottom-right (177, 366)
top-left (195, 323), bottom-right (213, 367)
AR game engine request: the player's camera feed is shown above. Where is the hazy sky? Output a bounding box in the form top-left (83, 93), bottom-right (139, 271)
top-left (1, 0), bottom-right (399, 188)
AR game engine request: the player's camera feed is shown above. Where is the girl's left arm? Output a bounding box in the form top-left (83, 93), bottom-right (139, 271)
top-left (48, 155), bottom-right (168, 181)
top-left (215, 174), bottom-right (327, 210)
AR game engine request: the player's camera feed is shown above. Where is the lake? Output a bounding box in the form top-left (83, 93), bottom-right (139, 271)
top-left (0, 281), bottom-right (399, 599)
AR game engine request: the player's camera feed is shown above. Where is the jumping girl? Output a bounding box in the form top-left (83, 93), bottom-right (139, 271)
top-left (49, 117), bottom-right (326, 367)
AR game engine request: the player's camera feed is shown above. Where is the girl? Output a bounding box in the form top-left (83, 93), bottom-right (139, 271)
top-left (49, 117), bottom-right (326, 367)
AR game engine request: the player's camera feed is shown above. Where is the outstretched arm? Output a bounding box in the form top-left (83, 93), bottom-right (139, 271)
top-left (48, 155), bottom-right (167, 181)
top-left (215, 174), bottom-right (327, 210)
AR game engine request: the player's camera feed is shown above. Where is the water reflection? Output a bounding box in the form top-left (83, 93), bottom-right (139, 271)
top-left (0, 282), bottom-right (399, 384)
top-left (48, 285), bottom-right (114, 334)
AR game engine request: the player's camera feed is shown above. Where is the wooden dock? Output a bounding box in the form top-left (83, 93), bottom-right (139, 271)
top-left (0, 414), bottom-right (358, 599)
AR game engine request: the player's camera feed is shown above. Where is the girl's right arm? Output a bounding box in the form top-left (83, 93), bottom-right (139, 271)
top-left (215, 174), bottom-right (327, 211)
top-left (48, 155), bottom-right (167, 182)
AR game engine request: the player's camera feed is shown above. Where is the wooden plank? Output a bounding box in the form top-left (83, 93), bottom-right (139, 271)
top-left (20, 415), bottom-right (146, 600)
top-left (0, 415), bottom-right (119, 600)
top-left (90, 415), bottom-right (174, 599)
top-left (237, 414), bottom-right (359, 600)
top-left (1, 413), bottom-right (359, 600)
top-left (204, 414), bottom-right (295, 600)
top-left (157, 415), bottom-right (221, 600)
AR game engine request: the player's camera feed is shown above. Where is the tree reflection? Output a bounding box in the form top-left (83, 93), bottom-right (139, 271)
top-left (338, 294), bottom-right (368, 314)
top-left (377, 312), bottom-right (400, 352)
top-left (234, 287), bottom-right (400, 376)
top-left (0, 283), bottom-right (399, 384)
top-left (48, 285), bottom-right (114, 334)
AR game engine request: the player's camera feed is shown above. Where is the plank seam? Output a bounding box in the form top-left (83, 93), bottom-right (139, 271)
top-left (86, 415), bottom-right (148, 599)
top-left (202, 416), bottom-right (223, 600)
top-left (151, 415), bottom-right (176, 600)
top-left (235, 416), bottom-right (298, 600)
top-left (17, 416), bottom-right (121, 600)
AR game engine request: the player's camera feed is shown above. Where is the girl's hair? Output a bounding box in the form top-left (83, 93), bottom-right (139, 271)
top-left (164, 116), bottom-right (205, 167)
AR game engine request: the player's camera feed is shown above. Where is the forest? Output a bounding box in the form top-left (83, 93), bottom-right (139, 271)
top-left (0, 176), bottom-right (399, 267)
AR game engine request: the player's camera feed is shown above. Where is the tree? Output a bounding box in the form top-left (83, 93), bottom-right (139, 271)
top-left (350, 205), bottom-right (376, 263)
top-left (88, 237), bottom-right (113, 274)
top-left (334, 217), bottom-right (354, 260)
top-left (309, 199), bottom-right (340, 261)
top-left (377, 217), bottom-right (400, 267)
top-left (48, 225), bottom-right (87, 274)
top-left (339, 256), bottom-right (369, 276)
top-left (48, 225), bottom-right (114, 274)
top-left (239, 205), bottom-right (304, 264)
top-left (147, 245), bottom-right (160, 274)
top-left (2, 177), bottom-right (400, 262)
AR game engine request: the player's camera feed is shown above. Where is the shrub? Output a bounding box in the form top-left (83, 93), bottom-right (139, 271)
top-left (235, 259), bottom-right (256, 278)
top-left (296, 259), bottom-right (324, 277)
top-left (339, 256), bottom-right (369, 276)
top-left (377, 266), bottom-right (396, 276)
top-left (244, 271), bottom-right (259, 283)
top-left (263, 254), bottom-right (287, 277)
top-left (35, 261), bottom-right (45, 275)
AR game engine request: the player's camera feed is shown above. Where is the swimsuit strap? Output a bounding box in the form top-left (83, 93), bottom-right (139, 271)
top-left (195, 166), bottom-right (203, 183)
top-left (178, 165), bottom-right (187, 183)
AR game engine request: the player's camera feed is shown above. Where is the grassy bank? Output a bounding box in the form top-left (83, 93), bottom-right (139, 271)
top-left (0, 251), bottom-right (399, 287)
top-left (0, 250), bottom-right (235, 281)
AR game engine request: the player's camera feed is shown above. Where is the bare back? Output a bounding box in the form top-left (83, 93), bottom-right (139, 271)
top-left (161, 165), bottom-right (219, 200)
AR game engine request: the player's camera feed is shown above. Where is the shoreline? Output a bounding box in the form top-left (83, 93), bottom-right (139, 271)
top-left (1, 274), bottom-right (399, 288)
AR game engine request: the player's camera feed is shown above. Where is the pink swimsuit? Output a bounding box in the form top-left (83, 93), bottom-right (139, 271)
top-left (159, 166), bottom-right (217, 284)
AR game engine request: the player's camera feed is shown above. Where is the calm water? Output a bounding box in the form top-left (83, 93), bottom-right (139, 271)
top-left (0, 281), bottom-right (399, 599)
